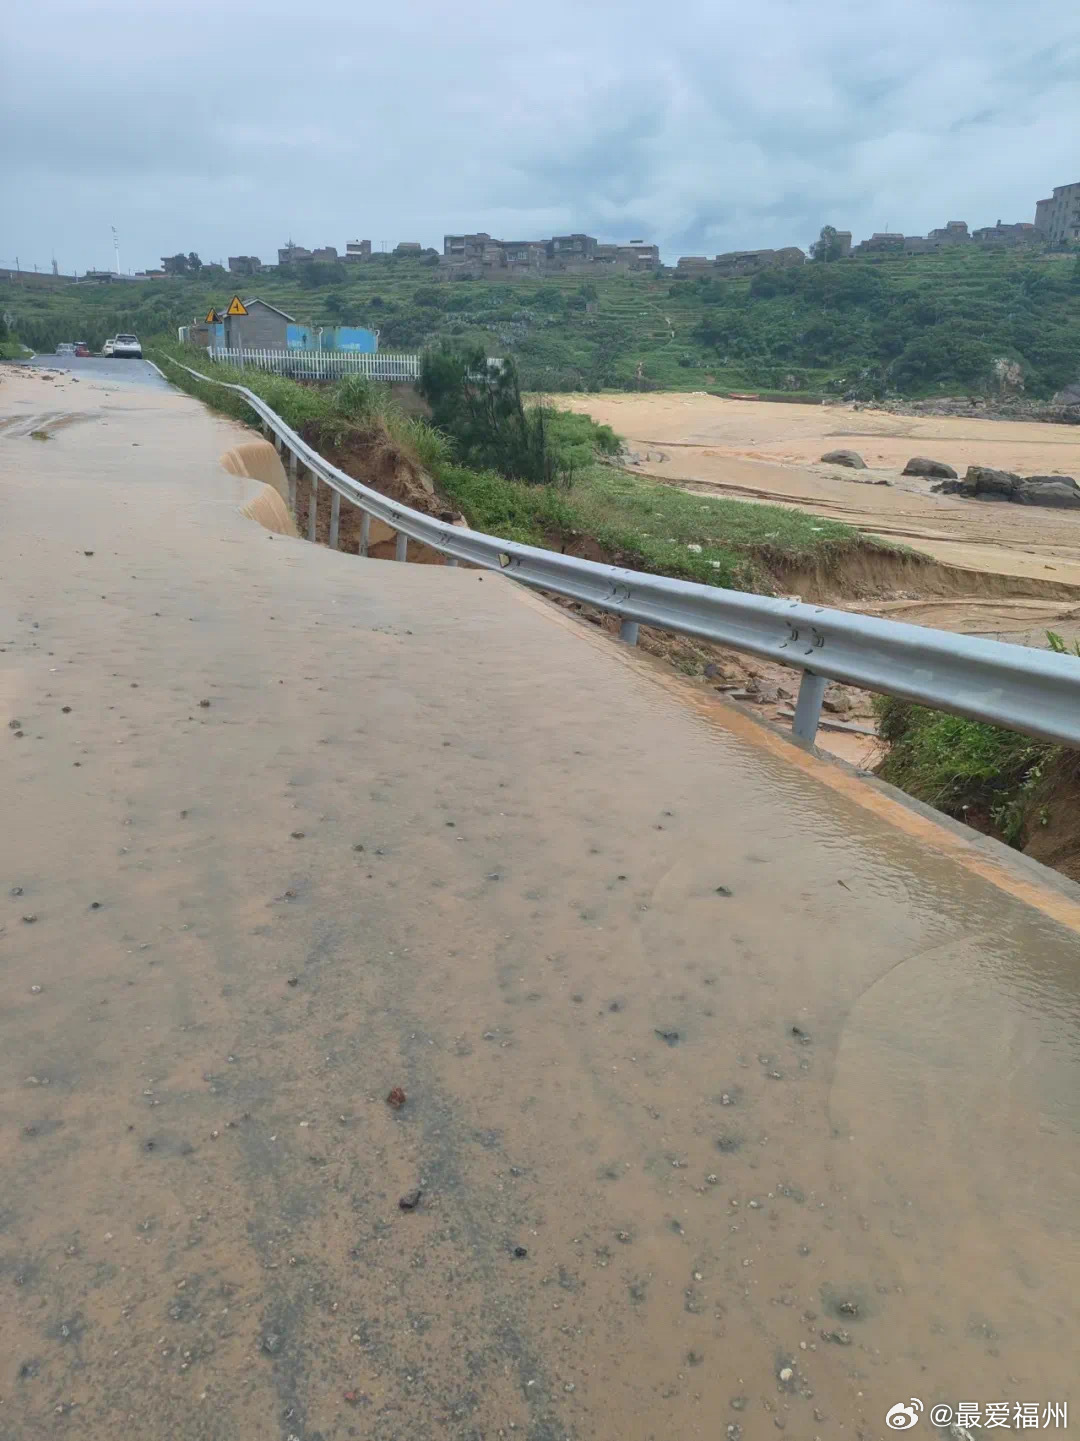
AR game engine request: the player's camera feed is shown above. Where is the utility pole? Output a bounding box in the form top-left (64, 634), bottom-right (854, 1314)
top-left (111, 225), bottom-right (120, 276)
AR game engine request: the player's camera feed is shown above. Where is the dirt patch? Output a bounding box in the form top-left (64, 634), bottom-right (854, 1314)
top-left (302, 426), bottom-right (463, 564)
top-left (1025, 752), bottom-right (1080, 882)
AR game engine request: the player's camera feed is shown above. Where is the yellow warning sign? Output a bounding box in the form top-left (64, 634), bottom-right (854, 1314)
top-left (225, 295), bottom-right (248, 317)
top-left (204, 307), bottom-right (219, 324)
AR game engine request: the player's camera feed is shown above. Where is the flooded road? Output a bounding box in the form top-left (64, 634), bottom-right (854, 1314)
top-left (1, 367), bottom-right (1078, 1439)
top-left (22, 354), bottom-right (170, 389)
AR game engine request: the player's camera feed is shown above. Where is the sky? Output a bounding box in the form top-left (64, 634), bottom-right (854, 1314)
top-left (3, 0), bottom-right (1079, 274)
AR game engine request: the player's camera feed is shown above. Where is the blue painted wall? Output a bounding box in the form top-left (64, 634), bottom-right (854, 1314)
top-left (329, 326), bottom-right (378, 353)
top-left (285, 324), bottom-right (378, 353)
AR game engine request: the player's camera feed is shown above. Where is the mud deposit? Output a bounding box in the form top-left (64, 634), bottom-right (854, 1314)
top-left (2, 370), bottom-right (1078, 1439)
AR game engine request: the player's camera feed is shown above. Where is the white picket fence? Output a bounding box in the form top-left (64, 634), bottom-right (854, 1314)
top-left (207, 347), bottom-right (421, 381)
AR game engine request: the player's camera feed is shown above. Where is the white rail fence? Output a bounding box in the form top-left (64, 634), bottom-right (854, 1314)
top-left (207, 347), bottom-right (421, 381)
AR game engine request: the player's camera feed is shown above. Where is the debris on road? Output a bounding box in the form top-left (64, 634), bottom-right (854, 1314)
top-left (386, 1087), bottom-right (407, 1109)
top-left (398, 1188), bottom-right (422, 1211)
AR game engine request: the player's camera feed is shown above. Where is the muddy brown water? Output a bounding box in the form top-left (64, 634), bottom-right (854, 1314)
top-left (1, 370), bottom-right (1078, 1439)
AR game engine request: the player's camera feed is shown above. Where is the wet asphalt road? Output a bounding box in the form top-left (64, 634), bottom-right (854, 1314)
top-left (1, 368), bottom-right (1078, 1439)
top-left (24, 353), bottom-right (168, 388)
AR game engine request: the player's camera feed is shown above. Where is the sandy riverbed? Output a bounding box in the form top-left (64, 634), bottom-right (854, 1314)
top-left (559, 392), bottom-right (1080, 597)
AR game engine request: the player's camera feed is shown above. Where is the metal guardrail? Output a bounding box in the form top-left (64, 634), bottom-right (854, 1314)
top-left (162, 356), bottom-right (1080, 749)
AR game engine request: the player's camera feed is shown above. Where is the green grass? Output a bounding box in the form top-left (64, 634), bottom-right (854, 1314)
top-left (874, 697), bottom-right (1053, 846)
top-left (7, 244), bottom-right (1080, 398)
top-left (437, 459), bottom-right (864, 590)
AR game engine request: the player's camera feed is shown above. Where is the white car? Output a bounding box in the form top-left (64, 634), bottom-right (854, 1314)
top-left (56, 342), bottom-right (76, 356)
top-left (113, 334), bottom-right (142, 359)
top-left (102, 338), bottom-right (115, 357)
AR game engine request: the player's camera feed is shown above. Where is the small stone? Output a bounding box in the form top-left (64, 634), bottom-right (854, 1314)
top-left (386, 1087), bottom-right (406, 1108)
top-left (654, 1028), bottom-right (680, 1046)
top-left (821, 1328), bottom-right (851, 1345)
top-left (352, 843), bottom-right (364, 851)
top-left (837, 1300), bottom-right (859, 1316)
top-left (198, 699), bottom-right (210, 708)
top-left (8, 720), bottom-right (21, 730)
top-left (22, 915), bottom-right (38, 925)
top-left (714, 885), bottom-right (733, 897)
top-left (615, 1231), bottom-right (632, 1243)
top-left (30, 984), bottom-right (42, 994)
top-left (398, 1188), bottom-right (422, 1211)
top-left (286, 977), bottom-right (299, 987)
top-left (90, 901), bottom-right (101, 910)
top-left (779, 1366), bottom-right (794, 1382)
top-left (261, 1333), bottom-right (282, 1355)
top-left (290, 831), bottom-right (305, 839)
top-left (730, 1397), bottom-right (747, 1411)
top-left (11, 886), bottom-right (23, 896)
top-left (512, 1245), bottom-right (528, 1258)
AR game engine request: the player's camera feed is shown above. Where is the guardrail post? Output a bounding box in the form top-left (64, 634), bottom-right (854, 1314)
top-left (308, 475), bottom-right (318, 543)
top-left (792, 671), bottom-right (827, 744)
top-left (329, 490), bottom-right (341, 550)
top-left (287, 451), bottom-right (298, 513)
top-left (359, 512), bottom-right (370, 557)
top-left (395, 532), bottom-right (408, 563)
top-left (619, 620), bottom-right (639, 646)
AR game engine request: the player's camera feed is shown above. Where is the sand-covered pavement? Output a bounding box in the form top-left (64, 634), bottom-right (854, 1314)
top-left (3, 363), bottom-right (1079, 1436)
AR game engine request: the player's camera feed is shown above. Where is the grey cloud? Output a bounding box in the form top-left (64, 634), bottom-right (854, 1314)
top-left (3, 0), bottom-right (1079, 271)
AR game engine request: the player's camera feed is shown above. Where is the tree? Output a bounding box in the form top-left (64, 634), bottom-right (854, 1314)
top-left (810, 225), bottom-right (845, 263)
top-left (187, 252), bottom-right (203, 274)
top-left (418, 341), bottom-right (565, 484)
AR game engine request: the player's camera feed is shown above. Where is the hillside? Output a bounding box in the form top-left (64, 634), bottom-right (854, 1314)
top-left (4, 246), bottom-right (1079, 398)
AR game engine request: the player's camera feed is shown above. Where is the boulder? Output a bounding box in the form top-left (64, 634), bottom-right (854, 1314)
top-left (821, 449), bottom-right (865, 469)
top-left (964, 465), bottom-right (1020, 499)
top-left (902, 456), bottom-right (957, 479)
top-left (1014, 477), bottom-right (1080, 509)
